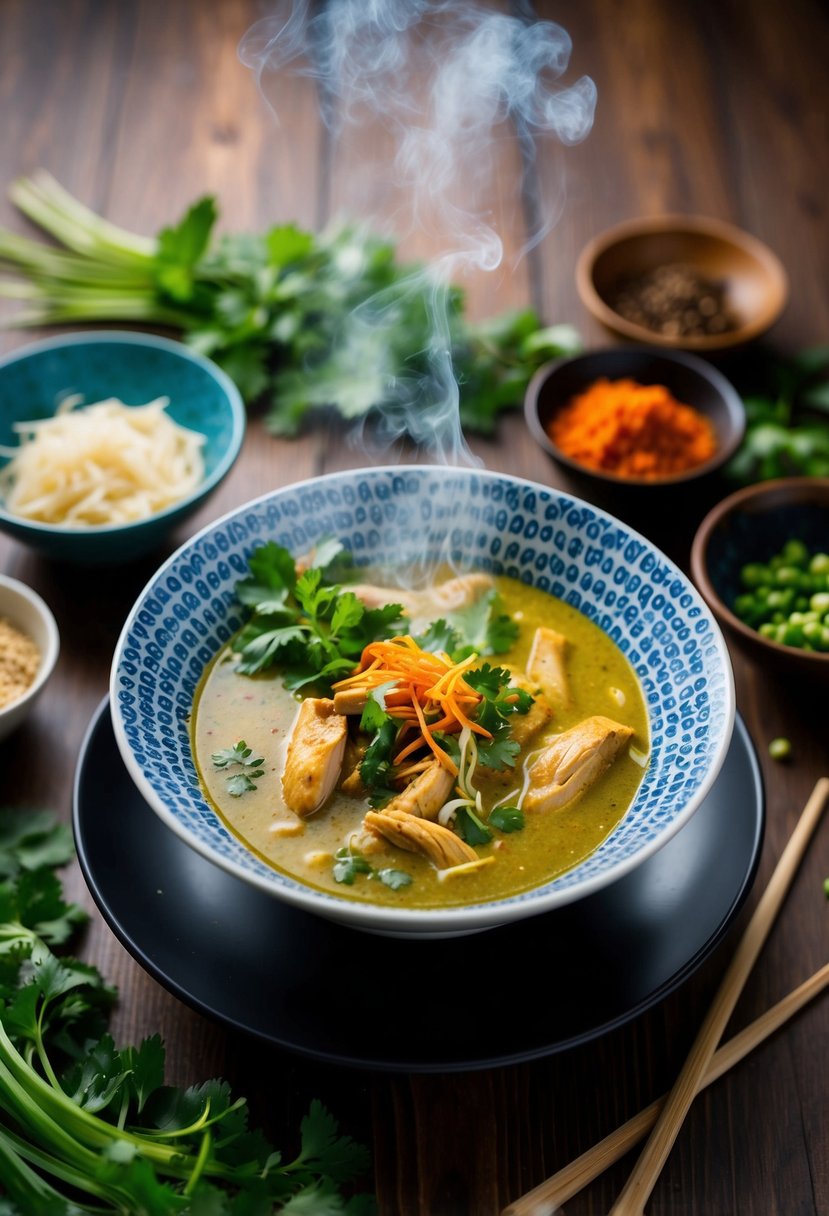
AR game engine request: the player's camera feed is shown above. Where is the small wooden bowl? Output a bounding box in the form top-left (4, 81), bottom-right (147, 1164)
top-left (576, 215), bottom-right (788, 352)
top-left (690, 477), bottom-right (829, 681)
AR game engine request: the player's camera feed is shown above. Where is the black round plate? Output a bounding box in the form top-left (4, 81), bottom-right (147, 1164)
top-left (73, 700), bottom-right (763, 1073)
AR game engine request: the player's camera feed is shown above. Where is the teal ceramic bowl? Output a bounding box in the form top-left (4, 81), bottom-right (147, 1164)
top-left (0, 332), bottom-right (246, 565)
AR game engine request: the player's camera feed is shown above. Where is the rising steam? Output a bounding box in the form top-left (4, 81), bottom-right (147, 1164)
top-left (239, 0), bottom-right (596, 465)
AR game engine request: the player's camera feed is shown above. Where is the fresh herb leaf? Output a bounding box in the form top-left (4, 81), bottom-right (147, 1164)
top-left (332, 849), bottom-right (373, 885)
top-left (416, 617), bottom-right (463, 655)
top-left (225, 771), bottom-right (264, 797)
top-left (360, 718), bottom-right (399, 794)
top-left (445, 589), bottom-right (518, 657)
top-left (489, 806), bottom-right (525, 833)
top-left (210, 740), bottom-right (264, 769)
top-left (333, 848), bottom-right (412, 892)
top-left (455, 805), bottom-right (492, 846)
top-left (2, 175), bottom-right (582, 437)
top-left (233, 543), bottom-right (405, 691)
top-left (0, 807), bottom-right (374, 1211)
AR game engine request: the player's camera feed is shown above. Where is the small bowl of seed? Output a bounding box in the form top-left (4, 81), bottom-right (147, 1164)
top-left (576, 214), bottom-right (789, 352)
top-left (0, 574), bottom-right (60, 741)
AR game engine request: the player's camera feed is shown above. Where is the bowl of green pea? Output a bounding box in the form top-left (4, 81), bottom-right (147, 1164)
top-left (691, 477), bottom-right (829, 679)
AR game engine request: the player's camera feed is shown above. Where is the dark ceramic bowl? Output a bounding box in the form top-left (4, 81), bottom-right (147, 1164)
top-left (524, 346), bottom-right (745, 498)
top-left (690, 477), bottom-right (829, 680)
top-left (576, 214), bottom-right (788, 352)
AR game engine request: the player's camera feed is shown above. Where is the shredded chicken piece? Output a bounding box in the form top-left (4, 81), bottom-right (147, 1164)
top-left (338, 735), bottom-right (368, 797)
top-left (526, 626), bottom-right (571, 709)
top-left (349, 572), bottom-right (494, 621)
top-left (364, 808), bottom-right (478, 868)
top-left (281, 698), bottom-right (347, 817)
top-left (383, 760), bottom-right (455, 821)
top-left (523, 715), bottom-right (634, 812)
top-left (428, 572), bottom-right (494, 611)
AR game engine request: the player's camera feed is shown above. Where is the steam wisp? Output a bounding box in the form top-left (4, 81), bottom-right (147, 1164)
top-left (240, 0), bottom-right (596, 465)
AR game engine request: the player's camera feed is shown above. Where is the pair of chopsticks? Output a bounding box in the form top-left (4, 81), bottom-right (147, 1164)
top-left (504, 777), bottom-right (829, 1216)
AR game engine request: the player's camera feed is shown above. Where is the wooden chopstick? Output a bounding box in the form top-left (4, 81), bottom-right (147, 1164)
top-left (607, 776), bottom-right (829, 1215)
top-left (501, 961), bottom-right (829, 1216)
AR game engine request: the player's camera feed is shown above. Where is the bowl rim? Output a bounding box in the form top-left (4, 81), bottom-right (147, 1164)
top-left (690, 475), bottom-right (829, 667)
top-left (110, 464), bottom-right (737, 932)
top-left (575, 213), bottom-right (789, 351)
top-left (0, 573), bottom-right (60, 718)
top-left (524, 344), bottom-right (746, 487)
top-left (0, 330), bottom-right (247, 537)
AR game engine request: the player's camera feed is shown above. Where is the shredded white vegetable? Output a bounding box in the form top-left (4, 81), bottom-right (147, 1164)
top-left (0, 395), bottom-right (206, 526)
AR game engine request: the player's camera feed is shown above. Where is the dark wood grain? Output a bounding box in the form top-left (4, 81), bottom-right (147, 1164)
top-left (1, 2), bottom-right (827, 1213)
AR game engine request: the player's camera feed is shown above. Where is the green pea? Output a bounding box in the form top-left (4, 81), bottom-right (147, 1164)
top-left (795, 596), bottom-right (810, 611)
top-left (768, 737), bottom-right (792, 761)
top-left (740, 563), bottom-right (773, 588)
top-left (802, 620), bottom-right (823, 645)
top-left (774, 566), bottom-right (801, 587)
top-left (809, 553), bottom-right (829, 576)
top-left (782, 540), bottom-right (810, 566)
top-left (780, 623), bottom-right (805, 646)
top-left (810, 592), bottom-right (829, 615)
top-left (759, 623), bottom-right (777, 638)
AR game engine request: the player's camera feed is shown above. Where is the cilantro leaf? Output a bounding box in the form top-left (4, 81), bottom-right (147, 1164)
top-left (211, 741), bottom-right (263, 769)
top-left (444, 589), bottom-right (518, 656)
top-left (360, 719), bottom-right (398, 794)
top-left (416, 618), bottom-right (463, 655)
top-left (489, 806), bottom-right (525, 833)
top-left (454, 806), bottom-right (492, 846)
top-left (333, 849), bottom-right (373, 885)
top-left (226, 772), bottom-right (263, 797)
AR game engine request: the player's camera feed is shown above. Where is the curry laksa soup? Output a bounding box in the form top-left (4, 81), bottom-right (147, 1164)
top-left (192, 546), bottom-right (649, 909)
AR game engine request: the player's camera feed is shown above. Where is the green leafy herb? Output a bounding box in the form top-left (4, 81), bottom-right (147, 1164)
top-left (210, 739), bottom-right (263, 769)
top-left (0, 172), bottom-right (582, 437)
top-left (211, 739), bottom-right (265, 797)
top-left (463, 664), bottom-right (533, 772)
top-left (489, 806), bottom-right (525, 833)
top-left (415, 590), bottom-right (519, 661)
top-left (234, 541), bottom-right (405, 691)
top-left (333, 847), bottom-right (412, 891)
top-left (454, 806), bottom-right (492, 846)
top-left (0, 808), bottom-right (374, 1212)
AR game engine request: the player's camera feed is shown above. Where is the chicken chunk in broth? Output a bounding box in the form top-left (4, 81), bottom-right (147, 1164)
top-left (192, 563), bottom-right (649, 909)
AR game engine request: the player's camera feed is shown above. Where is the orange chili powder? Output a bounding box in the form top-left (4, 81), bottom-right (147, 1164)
top-left (548, 377), bottom-right (717, 479)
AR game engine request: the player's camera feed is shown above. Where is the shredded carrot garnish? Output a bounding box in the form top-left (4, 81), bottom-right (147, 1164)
top-left (332, 635), bottom-right (490, 775)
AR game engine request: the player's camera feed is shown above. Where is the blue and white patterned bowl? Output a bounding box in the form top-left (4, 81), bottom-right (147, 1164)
top-left (110, 466), bottom-right (735, 937)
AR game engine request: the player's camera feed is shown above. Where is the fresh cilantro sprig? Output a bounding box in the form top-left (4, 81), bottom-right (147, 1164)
top-left (211, 739), bottom-right (265, 797)
top-left (416, 589), bottom-right (518, 661)
top-left (2, 175), bottom-right (583, 437)
top-left (0, 809), bottom-right (375, 1213)
top-left (466, 663), bottom-right (533, 771)
top-left (233, 540), bottom-right (406, 692)
top-left (333, 846), bottom-right (412, 891)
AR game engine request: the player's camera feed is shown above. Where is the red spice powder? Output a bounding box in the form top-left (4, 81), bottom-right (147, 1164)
top-left (547, 377), bottom-right (718, 479)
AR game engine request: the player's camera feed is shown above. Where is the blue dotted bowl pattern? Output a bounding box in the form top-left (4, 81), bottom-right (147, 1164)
top-left (0, 332), bottom-right (245, 564)
top-left (111, 466), bottom-right (735, 931)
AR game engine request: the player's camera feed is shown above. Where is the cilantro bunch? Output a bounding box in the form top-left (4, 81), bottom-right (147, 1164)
top-left (0, 810), bottom-right (374, 1215)
top-left (0, 171), bottom-right (582, 437)
top-left (233, 540), bottom-right (405, 691)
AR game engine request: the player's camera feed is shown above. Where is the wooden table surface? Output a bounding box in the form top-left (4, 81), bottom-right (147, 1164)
top-left (2, 2), bottom-right (827, 1213)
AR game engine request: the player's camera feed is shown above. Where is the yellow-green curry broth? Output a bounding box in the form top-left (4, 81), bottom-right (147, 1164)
top-left (192, 576), bottom-right (648, 908)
